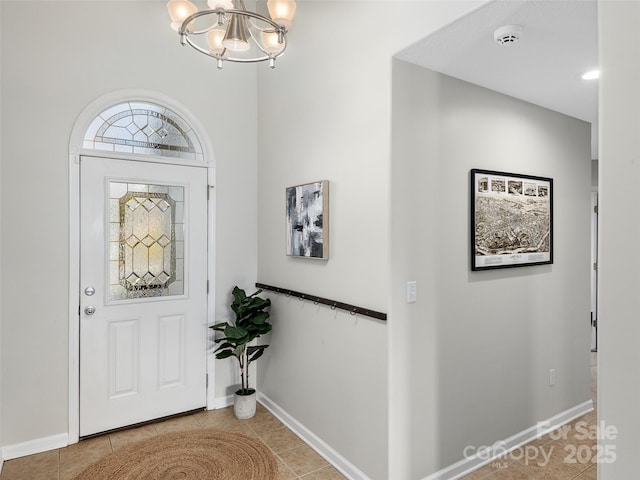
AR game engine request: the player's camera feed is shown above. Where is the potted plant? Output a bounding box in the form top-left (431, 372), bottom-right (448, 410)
top-left (211, 286), bottom-right (272, 419)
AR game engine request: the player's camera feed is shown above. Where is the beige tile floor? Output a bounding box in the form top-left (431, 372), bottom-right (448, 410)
top-left (0, 353), bottom-right (598, 480)
top-left (0, 403), bottom-right (346, 480)
top-left (461, 352), bottom-right (599, 480)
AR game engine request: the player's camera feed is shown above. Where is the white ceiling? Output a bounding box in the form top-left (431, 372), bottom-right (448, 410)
top-left (396, 0), bottom-right (598, 160)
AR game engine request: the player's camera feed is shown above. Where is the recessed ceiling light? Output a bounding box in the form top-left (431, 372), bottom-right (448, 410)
top-left (581, 70), bottom-right (600, 80)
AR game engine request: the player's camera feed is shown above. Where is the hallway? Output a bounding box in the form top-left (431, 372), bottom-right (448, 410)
top-left (461, 353), bottom-right (598, 480)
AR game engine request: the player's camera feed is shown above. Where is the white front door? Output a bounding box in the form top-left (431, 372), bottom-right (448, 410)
top-left (79, 156), bottom-right (208, 437)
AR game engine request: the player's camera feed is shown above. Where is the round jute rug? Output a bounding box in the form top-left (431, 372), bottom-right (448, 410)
top-left (74, 429), bottom-right (278, 480)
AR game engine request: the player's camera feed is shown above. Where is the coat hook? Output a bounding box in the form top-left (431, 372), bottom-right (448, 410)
top-left (299, 295), bottom-right (305, 301)
top-left (314, 298), bottom-right (319, 305)
top-left (350, 308), bottom-right (357, 316)
top-left (331, 303), bottom-right (337, 310)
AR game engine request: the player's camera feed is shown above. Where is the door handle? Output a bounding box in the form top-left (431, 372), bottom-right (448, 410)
top-left (84, 305), bottom-right (96, 316)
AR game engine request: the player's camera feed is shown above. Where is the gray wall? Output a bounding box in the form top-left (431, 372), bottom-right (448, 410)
top-left (598, 1), bottom-right (640, 478)
top-left (0, 0), bottom-right (258, 446)
top-left (390, 60), bottom-right (593, 478)
top-left (256, 3), bottom-right (483, 479)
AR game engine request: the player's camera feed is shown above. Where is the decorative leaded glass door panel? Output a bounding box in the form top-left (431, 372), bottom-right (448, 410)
top-left (109, 182), bottom-right (185, 300)
top-left (79, 156), bottom-right (208, 437)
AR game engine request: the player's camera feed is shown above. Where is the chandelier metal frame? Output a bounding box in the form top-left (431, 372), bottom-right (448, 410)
top-left (178, 8), bottom-right (288, 69)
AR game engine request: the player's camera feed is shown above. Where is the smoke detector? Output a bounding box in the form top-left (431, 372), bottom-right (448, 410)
top-left (494, 25), bottom-right (523, 46)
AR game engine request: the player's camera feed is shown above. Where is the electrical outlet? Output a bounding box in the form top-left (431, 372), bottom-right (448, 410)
top-left (407, 281), bottom-right (417, 303)
top-left (549, 368), bottom-right (556, 387)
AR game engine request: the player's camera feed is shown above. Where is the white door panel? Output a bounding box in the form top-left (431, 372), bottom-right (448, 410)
top-left (80, 156), bottom-right (208, 436)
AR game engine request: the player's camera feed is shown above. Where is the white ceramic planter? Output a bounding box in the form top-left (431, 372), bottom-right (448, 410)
top-left (234, 389), bottom-right (257, 419)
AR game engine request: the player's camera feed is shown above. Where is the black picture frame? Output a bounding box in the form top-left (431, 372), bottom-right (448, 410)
top-left (470, 169), bottom-right (553, 271)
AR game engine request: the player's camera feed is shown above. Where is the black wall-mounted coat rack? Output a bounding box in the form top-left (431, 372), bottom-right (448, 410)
top-left (255, 282), bottom-right (387, 321)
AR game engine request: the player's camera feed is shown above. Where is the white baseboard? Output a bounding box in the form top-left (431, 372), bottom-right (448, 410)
top-left (0, 398), bottom-right (592, 479)
top-left (5, 397), bottom-right (231, 461)
top-left (258, 393), bottom-right (371, 480)
top-left (3, 433), bottom-right (69, 461)
top-left (212, 394), bottom-right (234, 409)
top-left (422, 399), bottom-right (594, 480)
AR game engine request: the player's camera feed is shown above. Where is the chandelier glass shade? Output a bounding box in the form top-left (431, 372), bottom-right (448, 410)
top-left (167, 0), bottom-right (296, 69)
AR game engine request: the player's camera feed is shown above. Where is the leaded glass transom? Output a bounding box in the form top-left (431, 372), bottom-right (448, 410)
top-left (109, 182), bottom-right (185, 301)
top-left (84, 102), bottom-right (203, 162)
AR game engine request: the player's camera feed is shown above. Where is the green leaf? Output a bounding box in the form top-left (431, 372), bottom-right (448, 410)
top-left (210, 322), bottom-right (230, 331)
top-left (251, 311), bottom-right (270, 324)
top-left (247, 345), bottom-right (268, 363)
top-left (215, 341), bottom-right (235, 351)
top-left (231, 286), bottom-right (247, 316)
top-left (215, 350), bottom-right (236, 360)
top-left (247, 324), bottom-right (271, 337)
top-left (247, 345), bottom-right (267, 354)
top-left (232, 286), bottom-right (247, 300)
top-left (224, 325), bottom-right (248, 341)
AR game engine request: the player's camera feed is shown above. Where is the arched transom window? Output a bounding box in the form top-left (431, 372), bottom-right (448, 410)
top-left (83, 101), bottom-right (203, 162)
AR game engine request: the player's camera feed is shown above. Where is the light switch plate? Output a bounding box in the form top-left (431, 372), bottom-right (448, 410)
top-left (407, 281), bottom-right (417, 303)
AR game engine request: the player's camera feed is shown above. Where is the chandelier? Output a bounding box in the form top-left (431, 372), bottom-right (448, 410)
top-left (167, 0), bottom-right (297, 69)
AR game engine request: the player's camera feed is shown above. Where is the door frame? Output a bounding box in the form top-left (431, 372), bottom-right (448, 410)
top-left (68, 90), bottom-right (216, 444)
top-left (591, 190), bottom-right (598, 351)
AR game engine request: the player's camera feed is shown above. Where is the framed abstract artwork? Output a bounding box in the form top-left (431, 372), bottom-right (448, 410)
top-left (286, 180), bottom-right (329, 260)
top-left (471, 169), bottom-right (553, 271)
